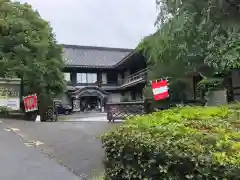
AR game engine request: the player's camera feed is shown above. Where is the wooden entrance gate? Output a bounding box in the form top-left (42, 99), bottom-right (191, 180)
top-left (106, 101), bottom-right (144, 122)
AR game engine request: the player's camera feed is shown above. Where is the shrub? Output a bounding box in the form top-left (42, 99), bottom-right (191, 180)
top-left (102, 105), bottom-right (240, 179)
top-left (228, 102), bottom-right (240, 110)
top-left (0, 106), bottom-right (11, 113)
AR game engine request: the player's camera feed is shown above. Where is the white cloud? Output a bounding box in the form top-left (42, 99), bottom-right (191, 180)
top-left (16, 0), bottom-right (157, 48)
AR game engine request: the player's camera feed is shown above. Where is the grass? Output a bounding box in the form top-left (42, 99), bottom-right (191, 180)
top-left (90, 170), bottom-right (105, 180)
top-left (57, 115), bottom-right (71, 121)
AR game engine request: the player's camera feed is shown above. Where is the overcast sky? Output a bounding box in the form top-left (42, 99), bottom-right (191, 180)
top-left (17, 0), bottom-right (157, 49)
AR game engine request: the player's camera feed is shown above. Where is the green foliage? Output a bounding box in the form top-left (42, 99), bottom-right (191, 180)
top-left (0, 105), bottom-right (11, 113)
top-left (0, 0), bottom-right (66, 103)
top-left (102, 105), bottom-right (240, 179)
top-left (197, 77), bottom-right (225, 93)
top-left (143, 78), bottom-right (189, 103)
top-left (228, 102), bottom-right (240, 110)
top-left (138, 0), bottom-right (240, 99)
top-left (92, 176), bottom-right (105, 180)
top-left (142, 84), bottom-right (154, 100)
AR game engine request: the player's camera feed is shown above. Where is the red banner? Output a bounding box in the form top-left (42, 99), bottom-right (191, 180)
top-left (23, 94), bottom-right (38, 112)
top-left (151, 80), bottom-right (169, 100)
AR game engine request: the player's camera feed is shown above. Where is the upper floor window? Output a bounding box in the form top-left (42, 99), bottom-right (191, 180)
top-left (77, 73), bottom-right (97, 84)
top-left (77, 73), bottom-right (87, 83)
top-left (64, 73), bottom-right (71, 82)
top-left (87, 73), bottom-right (97, 83)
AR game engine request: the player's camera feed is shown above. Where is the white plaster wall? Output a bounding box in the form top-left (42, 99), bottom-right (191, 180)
top-left (118, 74), bottom-right (122, 84)
top-left (108, 93), bottom-right (121, 102)
top-left (102, 73), bottom-right (107, 84)
top-left (64, 73), bottom-right (71, 81)
top-left (123, 70), bottom-right (130, 83)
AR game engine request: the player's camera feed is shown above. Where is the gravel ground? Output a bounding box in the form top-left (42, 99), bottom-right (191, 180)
top-left (1, 119), bottom-right (119, 179)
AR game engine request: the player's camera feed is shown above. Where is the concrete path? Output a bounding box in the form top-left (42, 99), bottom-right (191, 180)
top-left (1, 119), bottom-right (119, 179)
top-left (0, 122), bottom-right (79, 180)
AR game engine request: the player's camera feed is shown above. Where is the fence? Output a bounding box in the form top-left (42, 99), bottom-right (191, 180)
top-left (106, 101), bottom-right (144, 122)
top-left (106, 99), bottom-right (205, 122)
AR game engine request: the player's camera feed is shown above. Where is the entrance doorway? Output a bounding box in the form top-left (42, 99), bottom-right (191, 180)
top-left (80, 96), bottom-right (101, 112)
top-left (70, 87), bottom-right (109, 113)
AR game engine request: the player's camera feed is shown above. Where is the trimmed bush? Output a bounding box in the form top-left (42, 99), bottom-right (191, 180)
top-left (0, 106), bottom-right (29, 120)
top-left (0, 106), bottom-right (12, 113)
top-left (102, 105), bottom-right (240, 179)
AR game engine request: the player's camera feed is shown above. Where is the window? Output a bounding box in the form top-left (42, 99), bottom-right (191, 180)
top-left (77, 73), bottom-right (87, 83)
top-left (87, 73), bottom-right (97, 83)
top-left (107, 71), bottom-right (117, 83)
top-left (64, 73), bottom-right (71, 82)
top-left (77, 73), bottom-right (97, 84)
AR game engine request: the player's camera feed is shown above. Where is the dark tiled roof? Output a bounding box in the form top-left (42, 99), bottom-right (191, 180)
top-left (63, 44), bottom-right (134, 68)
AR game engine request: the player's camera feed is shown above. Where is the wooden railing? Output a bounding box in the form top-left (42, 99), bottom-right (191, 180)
top-left (122, 68), bottom-right (148, 86)
top-left (66, 68), bottom-right (148, 88)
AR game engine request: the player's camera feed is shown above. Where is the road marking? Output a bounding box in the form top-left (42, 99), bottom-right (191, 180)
top-left (4, 127), bottom-right (20, 132)
top-left (11, 128), bottom-right (20, 132)
top-left (63, 116), bottom-right (124, 122)
top-left (3, 126), bottom-right (44, 148)
top-left (24, 140), bottom-right (44, 147)
top-left (4, 128), bottom-right (11, 132)
top-left (62, 118), bottom-right (124, 122)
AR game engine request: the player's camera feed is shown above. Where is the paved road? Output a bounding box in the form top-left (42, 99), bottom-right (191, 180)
top-left (59, 112), bottom-right (123, 122)
top-left (59, 112), bottom-right (108, 122)
top-left (0, 121), bottom-right (79, 180)
top-left (68, 112), bottom-right (107, 119)
top-left (1, 119), bottom-right (119, 179)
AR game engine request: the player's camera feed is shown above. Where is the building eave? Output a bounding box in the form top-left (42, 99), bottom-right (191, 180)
top-left (65, 65), bottom-right (114, 69)
top-left (62, 44), bottom-right (134, 52)
top-left (112, 51), bottom-right (137, 68)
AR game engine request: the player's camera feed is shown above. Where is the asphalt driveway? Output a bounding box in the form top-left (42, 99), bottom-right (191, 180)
top-left (1, 119), bottom-right (119, 179)
top-left (0, 121), bottom-right (79, 180)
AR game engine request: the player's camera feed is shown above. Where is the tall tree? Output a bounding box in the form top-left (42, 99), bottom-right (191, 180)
top-left (0, 0), bottom-right (66, 106)
top-left (138, 0), bottom-right (240, 100)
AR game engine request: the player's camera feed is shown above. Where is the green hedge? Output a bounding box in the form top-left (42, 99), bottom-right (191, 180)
top-left (102, 105), bottom-right (240, 179)
top-left (0, 106), bottom-right (32, 120)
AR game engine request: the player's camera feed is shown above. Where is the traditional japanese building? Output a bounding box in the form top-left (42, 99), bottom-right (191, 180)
top-left (59, 44), bottom-right (147, 112)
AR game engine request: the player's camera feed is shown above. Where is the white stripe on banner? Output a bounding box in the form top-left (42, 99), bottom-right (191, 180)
top-left (152, 86), bottom-right (168, 95)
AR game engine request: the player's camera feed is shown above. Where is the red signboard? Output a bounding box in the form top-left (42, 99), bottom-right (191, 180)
top-left (23, 94), bottom-right (38, 112)
top-left (151, 79), bottom-right (169, 101)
